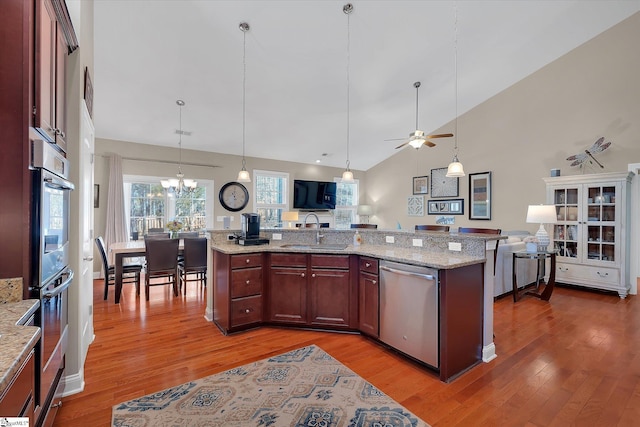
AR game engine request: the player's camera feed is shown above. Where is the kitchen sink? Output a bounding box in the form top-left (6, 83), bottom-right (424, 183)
top-left (280, 244), bottom-right (348, 250)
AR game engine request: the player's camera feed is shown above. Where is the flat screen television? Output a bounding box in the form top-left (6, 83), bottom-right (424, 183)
top-left (293, 180), bottom-right (337, 210)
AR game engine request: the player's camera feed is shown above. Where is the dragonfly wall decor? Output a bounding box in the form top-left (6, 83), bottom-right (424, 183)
top-left (566, 137), bottom-right (611, 170)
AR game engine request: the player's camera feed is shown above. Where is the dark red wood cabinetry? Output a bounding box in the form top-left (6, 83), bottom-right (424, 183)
top-left (358, 257), bottom-right (379, 337)
top-left (213, 252), bottom-right (264, 334)
top-left (0, 351), bottom-right (35, 424)
top-left (267, 253), bottom-right (356, 330)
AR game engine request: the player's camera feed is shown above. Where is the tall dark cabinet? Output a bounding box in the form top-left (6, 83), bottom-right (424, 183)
top-left (0, 0), bottom-right (77, 292)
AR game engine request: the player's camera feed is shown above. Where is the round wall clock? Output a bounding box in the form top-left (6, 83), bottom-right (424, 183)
top-left (430, 167), bottom-right (459, 198)
top-left (219, 182), bottom-right (249, 212)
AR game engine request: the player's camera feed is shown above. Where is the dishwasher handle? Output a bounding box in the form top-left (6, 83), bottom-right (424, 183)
top-left (380, 265), bottom-right (435, 281)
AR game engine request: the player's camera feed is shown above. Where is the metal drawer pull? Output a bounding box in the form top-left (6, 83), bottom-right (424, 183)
top-left (312, 273), bottom-right (316, 278)
top-left (558, 266), bottom-right (569, 272)
top-left (372, 280), bottom-right (377, 285)
top-left (301, 273), bottom-right (305, 278)
top-left (246, 259), bottom-right (250, 263)
top-left (246, 280), bottom-right (250, 284)
top-left (597, 271), bottom-right (609, 277)
top-left (365, 262), bottom-right (371, 267)
top-left (380, 265), bottom-right (434, 281)
top-left (245, 308), bottom-right (251, 313)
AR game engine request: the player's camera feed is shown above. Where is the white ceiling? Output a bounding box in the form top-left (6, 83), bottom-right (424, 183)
top-left (93, 1), bottom-right (640, 171)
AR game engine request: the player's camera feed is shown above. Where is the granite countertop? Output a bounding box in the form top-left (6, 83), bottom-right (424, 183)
top-left (0, 299), bottom-right (41, 395)
top-left (211, 242), bottom-right (485, 269)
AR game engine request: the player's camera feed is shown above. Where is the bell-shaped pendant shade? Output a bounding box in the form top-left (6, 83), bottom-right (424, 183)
top-left (342, 169), bottom-right (354, 182)
top-left (446, 155), bottom-right (465, 177)
top-left (237, 168), bottom-right (251, 182)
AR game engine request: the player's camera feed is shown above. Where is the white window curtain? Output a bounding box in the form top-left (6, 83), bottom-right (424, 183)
top-left (104, 154), bottom-right (128, 263)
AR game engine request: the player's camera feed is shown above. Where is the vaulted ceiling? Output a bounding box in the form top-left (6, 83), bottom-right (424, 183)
top-left (93, 1), bottom-right (640, 171)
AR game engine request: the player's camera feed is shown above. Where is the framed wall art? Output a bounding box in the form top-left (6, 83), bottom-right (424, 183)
top-left (469, 171), bottom-right (492, 220)
top-left (430, 167), bottom-right (459, 197)
top-left (407, 195), bottom-right (424, 216)
top-left (427, 198), bottom-right (464, 215)
top-left (412, 176), bottom-right (429, 195)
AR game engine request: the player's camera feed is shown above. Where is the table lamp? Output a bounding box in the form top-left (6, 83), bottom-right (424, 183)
top-left (357, 204), bottom-right (373, 224)
top-left (526, 204), bottom-right (557, 251)
top-left (281, 211), bottom-right (298, 229)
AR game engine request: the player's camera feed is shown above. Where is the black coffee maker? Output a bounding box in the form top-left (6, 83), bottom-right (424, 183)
top-left (241, 213), bottom-right (260, 239)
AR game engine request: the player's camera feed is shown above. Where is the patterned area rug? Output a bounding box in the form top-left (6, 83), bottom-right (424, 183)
top-left (112, 344), bottom-right (430, 427)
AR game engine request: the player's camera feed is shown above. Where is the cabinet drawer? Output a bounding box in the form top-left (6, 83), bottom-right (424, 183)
top-left (231, 267), bottom-right (263, 298)
top-left (271, 253), bottom-right (307, 267)
top-left (556, 263), bottom-right (619, 285)
top-left (0, 350), bottom-right (34, 417)
top-left (231, 295), bottom-right (263, 326)
top-left (310, 254), bottom-right (349, 269)
top-left (231, 253), bottom-right (262, 269)
top-left (359, 257), bottom-right (379, 274)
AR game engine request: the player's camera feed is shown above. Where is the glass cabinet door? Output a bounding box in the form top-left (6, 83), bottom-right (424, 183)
top-left (585, 184), bottom-right (616, 262)
top-left (553, 187), bottom-right (580, 259)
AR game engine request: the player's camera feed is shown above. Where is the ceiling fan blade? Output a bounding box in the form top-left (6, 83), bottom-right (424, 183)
top-left (424, 140), bottom-right (436, 148)
top-left (385, 138), bottom-right (406, 142)
top-left (395, 141), bottom-right (410, 149)
top-left (425, 133), bottom-right (454, 139)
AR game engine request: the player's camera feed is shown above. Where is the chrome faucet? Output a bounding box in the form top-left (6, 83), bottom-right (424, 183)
top-left (303, 212), bottom-right (323, 245)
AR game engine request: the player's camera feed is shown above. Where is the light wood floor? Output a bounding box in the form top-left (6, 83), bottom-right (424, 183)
top-left (53, 278), bottom-right (640, 426)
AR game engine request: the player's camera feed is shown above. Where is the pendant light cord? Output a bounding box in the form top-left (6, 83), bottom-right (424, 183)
top-left (242, 23), bottom-right (247, 170)
top-left (453, 3), bottom-right (459, 157)
top-left (345, 5), bottom-right (351, 171)
top-left (178, 102), bottom-right (183, 173)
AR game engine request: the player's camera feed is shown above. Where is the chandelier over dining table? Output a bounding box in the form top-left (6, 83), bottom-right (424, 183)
top-left (161, 99), bottom-right (197, 196)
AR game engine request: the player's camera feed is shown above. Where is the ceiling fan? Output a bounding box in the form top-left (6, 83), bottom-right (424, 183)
top-left (386, 81), bottom-right (453, 149)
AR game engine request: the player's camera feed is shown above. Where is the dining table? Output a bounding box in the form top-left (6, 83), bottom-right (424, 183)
top-left (109, 239), bottom-right (184, 304)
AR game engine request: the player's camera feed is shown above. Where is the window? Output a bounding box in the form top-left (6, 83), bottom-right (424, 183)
top-left (254, 170), bottom-right (289, 228)
top-left (124, 175), bottom-right (214, 235)
top-left (334, 178), bottom-right (359, 229)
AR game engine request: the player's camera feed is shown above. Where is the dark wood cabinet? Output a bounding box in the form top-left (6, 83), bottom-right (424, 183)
top-left (0, 350), bottom-right (35, 424)
top-left (34, 0), bottom-right (68, 152)
top-left (358, 257), bottom-right (379, 337)
top-left (268, 253), bottom-right (356, 329)
top-left (213, 251), bottom-right (264, 334)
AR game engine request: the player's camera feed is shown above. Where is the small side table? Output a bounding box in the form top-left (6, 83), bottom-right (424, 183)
top-left (512, 250), bottom-right (557, 302)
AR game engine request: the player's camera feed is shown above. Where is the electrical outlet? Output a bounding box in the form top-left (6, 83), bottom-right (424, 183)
top-left (385, 236), bottom-right (394, 244)
top-left (448, 242), bottom-right (462, 251)
top-left (412, 238), bottom-right (423, 247)
top-left (272, 233), bottom-right (282, 240)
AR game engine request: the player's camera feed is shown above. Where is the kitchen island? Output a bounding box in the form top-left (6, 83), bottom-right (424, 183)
top-left (206, 228), bottom-right (501, 381)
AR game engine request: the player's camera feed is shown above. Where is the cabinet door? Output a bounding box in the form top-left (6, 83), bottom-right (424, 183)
top-left (309, 268), bottom-right (350, 327)
top-left (584, 182), bottom-right (619, 264)
top-left (35, 0), bottom-right (56, 140)
top-left (551, 185), bottom-right (582, 260)
top-left (359, 271), bottom-right (379, 337)
top-left (269, 267), bottom-right (307, 324)
top-left (54, 22), bottom-right (67, 151)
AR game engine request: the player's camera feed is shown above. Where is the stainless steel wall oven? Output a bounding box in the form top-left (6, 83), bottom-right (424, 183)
top-left (30, 139), bottom-right (74, 426)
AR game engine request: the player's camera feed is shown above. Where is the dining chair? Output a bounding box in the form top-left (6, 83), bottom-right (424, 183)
top-left (144, 232), bottom-right (170, 240)
top-left (95, 236), bottom-right (143, 300)
top-left (177, 231), bottom-right (200, 238)
top-left (144, 238), bottom-right (180, 300)
top-left (415, 225), bottom-right (450, 232)
top-left (178, 237), bottom-right (208, 293)
top-left (350, 224), bottom-right (378, 229)
top-left (458, 227), bottom-right (502, 274)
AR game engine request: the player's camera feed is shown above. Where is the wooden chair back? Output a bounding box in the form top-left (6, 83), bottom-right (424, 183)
top-left (415, 225), bottom-right (450, 232)
top-left (144, 238), bottom-right (180, 300)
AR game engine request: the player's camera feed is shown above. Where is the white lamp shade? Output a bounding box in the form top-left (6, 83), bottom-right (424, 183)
top-left (237, 169), bottom-right (251, 182)
top-left (526, 205), bottom-right (557, 224)
top-left (281, 211), bottom-right (299, 221)
top-left (357, 205), bottom-right (373, 216)
top-left (342, 170), bottom-right (354, 182)
top-left (446, 160), bottom-right (465, 177)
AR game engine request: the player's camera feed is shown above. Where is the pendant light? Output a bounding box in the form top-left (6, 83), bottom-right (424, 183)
top-left (341, 3), bottom-right (354, 182)
top-left (446, 3), bottom-right (465, 178)
top-left (237, 22), bottom-right (251, 183)
top-left (161, 100), bottom-right (197, 195)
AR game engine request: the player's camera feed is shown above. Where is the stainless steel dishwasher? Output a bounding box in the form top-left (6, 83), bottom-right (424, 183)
top-left (379, 260), bottom-right (439, 368)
